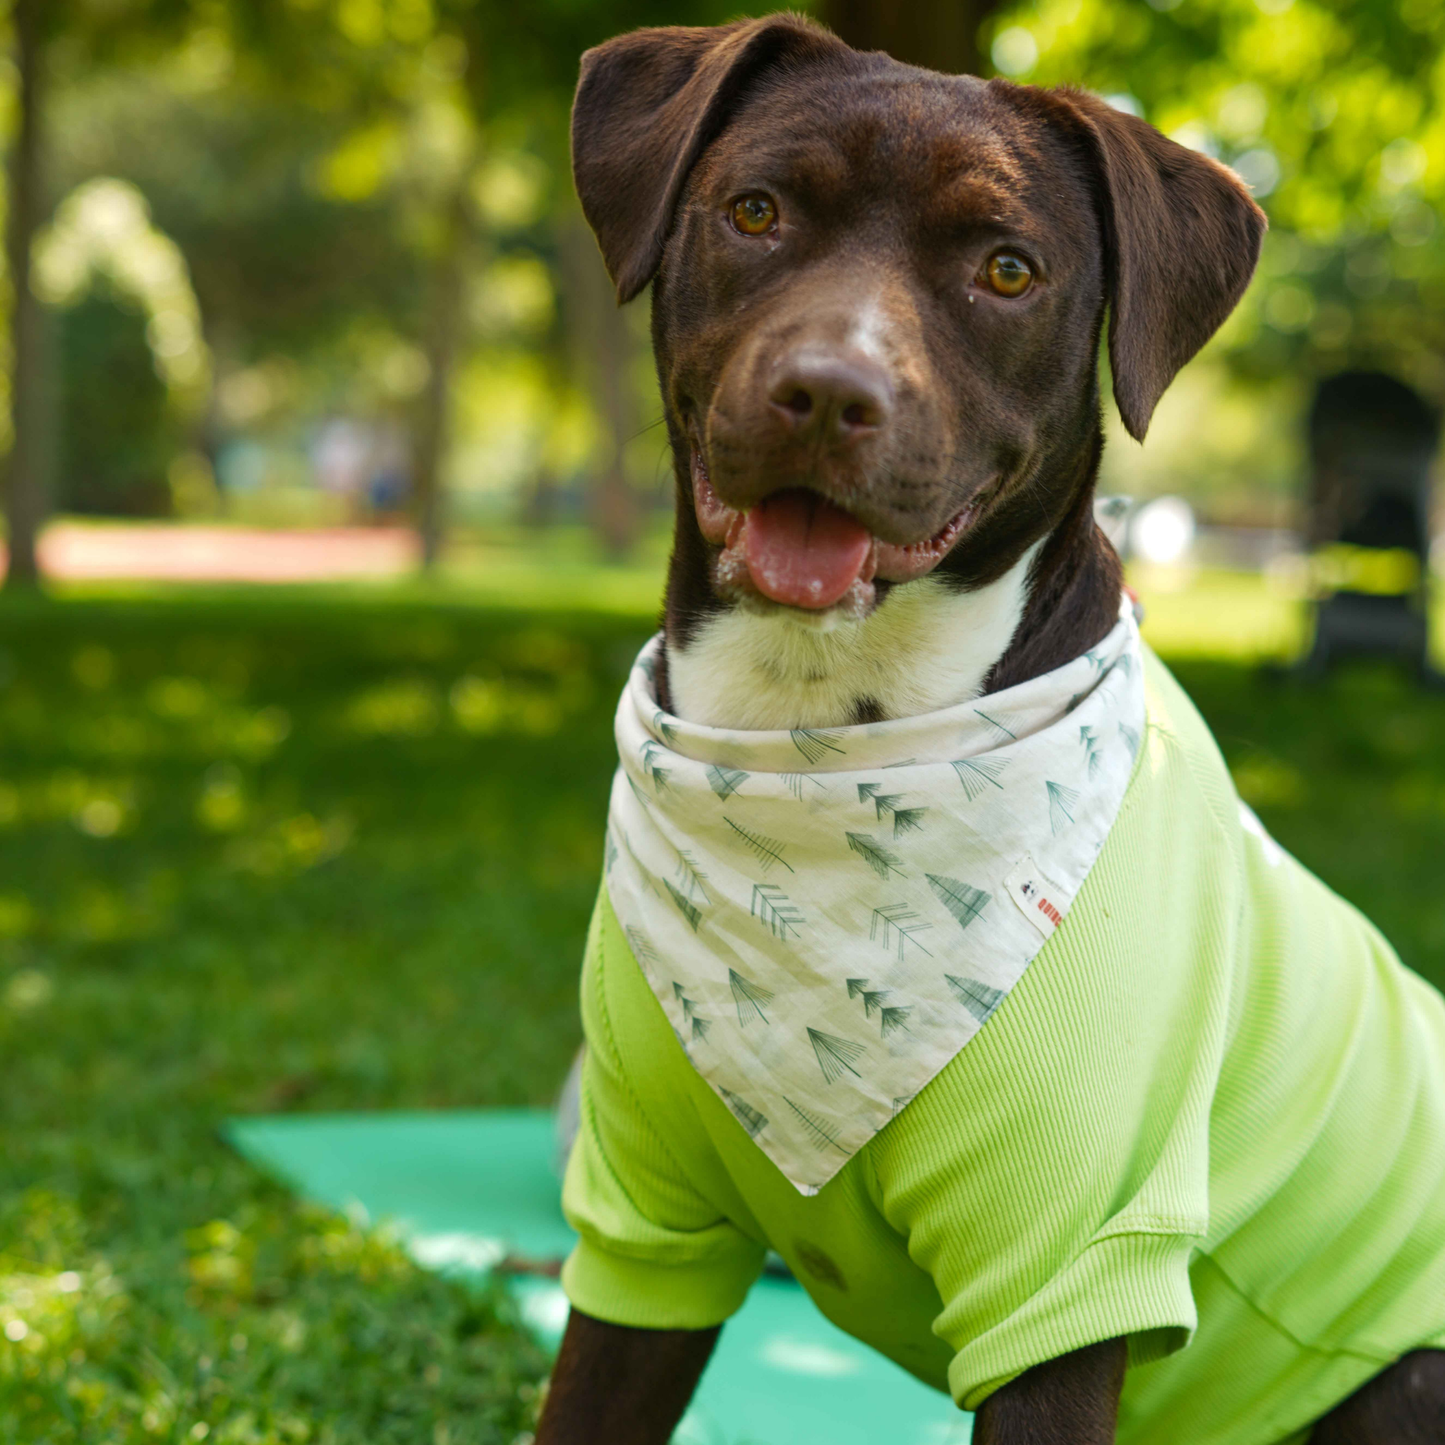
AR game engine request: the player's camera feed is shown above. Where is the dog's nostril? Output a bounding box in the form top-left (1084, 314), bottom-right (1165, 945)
top-left (768, 351), bottom-right (892, 441)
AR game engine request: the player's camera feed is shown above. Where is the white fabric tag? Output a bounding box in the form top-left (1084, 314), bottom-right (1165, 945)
top-left (605, 599), bottom-right (1146, 1193)
top-left (1004, 855), bottom-right (1068, 938)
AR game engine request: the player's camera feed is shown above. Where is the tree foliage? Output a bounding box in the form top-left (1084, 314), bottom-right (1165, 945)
top-left (992, 0), bottom-right (1445, 395)
top-left (8, 0), bottom-right (1444, 545)
top-left (55, 284), bottom-right (176, 515)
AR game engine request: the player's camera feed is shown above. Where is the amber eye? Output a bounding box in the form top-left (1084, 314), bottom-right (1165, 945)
top-left (730, 193), bottom-right (777, 236)
top-left (983, 251), bottom-right (1034, 298)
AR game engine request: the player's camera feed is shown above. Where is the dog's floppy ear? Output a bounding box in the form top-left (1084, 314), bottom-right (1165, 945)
top-left (572, 16), bottom-right (849, 303)
top-left (1022, 86), bottom-right (1266, 441)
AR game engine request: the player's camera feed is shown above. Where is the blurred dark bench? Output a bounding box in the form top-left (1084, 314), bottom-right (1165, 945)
top-left (1297, 371), bottom-right (1441, 684)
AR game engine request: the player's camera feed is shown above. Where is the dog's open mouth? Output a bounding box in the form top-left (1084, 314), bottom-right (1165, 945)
top-left (690, 448), bottom-right (978, 615)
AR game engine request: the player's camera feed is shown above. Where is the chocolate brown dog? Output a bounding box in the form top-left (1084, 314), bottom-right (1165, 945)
top-left (536, 15), bottom-right (1445, 1443)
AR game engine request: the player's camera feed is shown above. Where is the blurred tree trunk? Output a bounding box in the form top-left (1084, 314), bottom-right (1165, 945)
top-left (520, 465), bottom-right (561, 527)
top-left (4, 0), bottom-right (47, 589)
top-left (197, 316), bottom-right (240, 505)
top-left (560, 207), bottom-right (639, 560)
top-left (821, 0), bottom-right (1001, 75)
top-left (411, 179), bottom-right (470, 573)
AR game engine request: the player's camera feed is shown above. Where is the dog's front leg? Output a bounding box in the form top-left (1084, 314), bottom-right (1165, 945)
top-left (974, 1338), bottom-right (1126, 1445)
top-left (534, 1307), bottom-right (720, 1445)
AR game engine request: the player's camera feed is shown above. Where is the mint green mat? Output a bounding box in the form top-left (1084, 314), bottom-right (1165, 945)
top-left (226, 1110), bottom-right (971, 1445)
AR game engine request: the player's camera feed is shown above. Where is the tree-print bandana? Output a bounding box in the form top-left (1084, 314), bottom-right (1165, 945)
top-left (604, 598), bottom-right (1146, 1194)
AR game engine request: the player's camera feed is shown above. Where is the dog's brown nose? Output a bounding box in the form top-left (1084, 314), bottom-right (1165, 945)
top-left (768, 350), bottom-right (892, 444)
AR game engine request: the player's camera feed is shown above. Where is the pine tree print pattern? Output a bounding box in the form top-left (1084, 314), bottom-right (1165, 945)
top-left (719, 1086), bottom-right (768, 1138)
top-left (673, 850), bottom-right (710, 905)
top-left (780, 772), bottom-right (824, 801)
top-left (784, 1096), bottom-right (847, 1153)
top-left (859, 983), bottom-right (891, 1019)
top-left (751, 883), bottom-right (804, 940)
top-left (639, 740), bottom-right (670, 792)
top-left (847, 977), bottom-right (914, 1038)
top-left (861, 787), bottom-right (904, 825)
top-left (945, 973), bottom-right (1007, 1024)
top-left (790, 728), bottom-right (845, 765)
top-left (928, 874), bottom-right (991, 932)
top-left (808, 1028), bottom-right (867, 1084)
top-left (724, 818), bottom-right (793, 873)
top-left (951, 755), bottom-right (1009, 801)
top-left (672, 981), bottom-right (712, 1042)
top-left (664, 879), bottom-right (702, 931)
top-left (707, 764), bottom-right (748, 800)
top-left (879, 1004), bottom-right (913, 1037)
top-left (605, 603), bottom-right (1146, 1194)
top-left (859, 782), bottom-right (928, 837)
top-left (892, 806), bottom-right (927, 836)
top-left (870, 903), bottom-right (934, 960)
top-left (625, 926), bottom-right (658, 967)
top-left (846, 831), bottom-right (906, 878)
top-left (974, 709), bottom-right (1017, 742)
top-left (729, 968), bottom-right (775, 1026)
top-left (1046, 780), bottom-right (1080, 834)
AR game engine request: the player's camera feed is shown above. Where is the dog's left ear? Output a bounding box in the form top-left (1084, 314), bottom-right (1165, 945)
top-left (1012, 85), bottom-right (1266, 441)
top-left (571, 16), bottom-right (851, 303)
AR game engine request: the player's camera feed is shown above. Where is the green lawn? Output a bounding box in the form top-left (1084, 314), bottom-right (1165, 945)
top-left (2, 577), bottom-right (1444, 1444)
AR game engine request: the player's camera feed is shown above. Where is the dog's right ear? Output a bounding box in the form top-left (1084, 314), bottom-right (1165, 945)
top-left (571, 16), bottom-right (849, 303)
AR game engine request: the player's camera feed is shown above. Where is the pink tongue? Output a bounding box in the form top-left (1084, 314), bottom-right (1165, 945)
top-left (742, 489), bottom-right (873, 609)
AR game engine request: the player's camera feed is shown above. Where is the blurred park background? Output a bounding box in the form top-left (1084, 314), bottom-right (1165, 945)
top-left (3, 0), bottom-right (1445, 1442)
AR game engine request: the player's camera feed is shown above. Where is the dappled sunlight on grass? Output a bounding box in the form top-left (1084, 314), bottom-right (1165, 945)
top-left (1, 578), bottom-right (1443, 1441)
top-left (0, 1187), bottom-right (544, 1444)
top-left (0, 591), bottom-right (649, 1442)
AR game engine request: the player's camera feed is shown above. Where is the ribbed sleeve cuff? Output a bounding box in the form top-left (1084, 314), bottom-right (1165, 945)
top-left (561, 1235), bottom-right (763, 1332)
top-left (950, 1231), bottom-right (1199, 1411)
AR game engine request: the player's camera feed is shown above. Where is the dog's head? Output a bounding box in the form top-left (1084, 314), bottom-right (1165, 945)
top-left (572, 15), bottom-right (1263, 632)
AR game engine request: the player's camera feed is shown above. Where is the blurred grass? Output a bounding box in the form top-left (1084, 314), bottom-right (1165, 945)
top-left (1132, 565), bottom-right (1308, 660)
top-left (2, 569), bottom-right (1444, 1442)
top-left (0, 590), bottom-right (653, 1444)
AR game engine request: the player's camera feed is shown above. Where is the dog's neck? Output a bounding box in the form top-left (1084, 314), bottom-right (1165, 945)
top-left (664, 551), bottom-right (1038, 730)
top-left (659, 473), bottom-right (1122, 731)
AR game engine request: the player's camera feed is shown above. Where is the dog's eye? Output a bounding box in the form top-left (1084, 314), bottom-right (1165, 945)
top-left (730, 193), bottom-right (777, 236)
top-left (983, 251), bottom-right (1034, 298)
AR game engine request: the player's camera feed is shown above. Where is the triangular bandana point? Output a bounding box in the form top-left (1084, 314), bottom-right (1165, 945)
top-left (607, 599), bottom-right (1146, 1193)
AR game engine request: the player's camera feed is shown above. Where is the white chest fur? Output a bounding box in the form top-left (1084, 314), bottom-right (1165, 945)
top-left (667, 544), bottom-right (1039, 730)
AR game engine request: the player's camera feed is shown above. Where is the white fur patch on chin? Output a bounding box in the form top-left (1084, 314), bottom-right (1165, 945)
top-left (668, 543), bottom-right (1040, 730)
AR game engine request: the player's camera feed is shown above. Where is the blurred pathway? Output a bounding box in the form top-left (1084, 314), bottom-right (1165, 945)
top-left (2, 522), bottom-right (418, 583)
